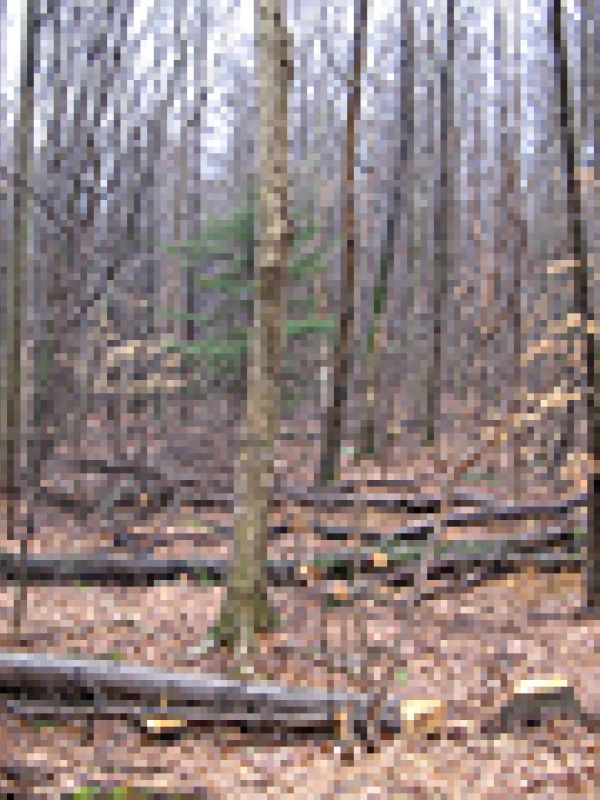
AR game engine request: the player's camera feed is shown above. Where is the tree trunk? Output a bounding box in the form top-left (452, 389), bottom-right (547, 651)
top-left (219, 0), bottom-right (290, 662)
top-left (425, 0), bottom-right (455, 445)
top-left (359, 0), bottom-right (414, 460)
top-left (318, 0), bottom-right (368, 485)
top-left (551, 0), bottom-right (598, 609)
top-left (503, 6), bottom-right (527, 502)
top-left (1, 0), bottom-right (37, 634)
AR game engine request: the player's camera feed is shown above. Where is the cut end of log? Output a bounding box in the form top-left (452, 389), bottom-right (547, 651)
top-left (372, 551), bottom-right (388, 568)
top-left (514, 676), bottom-right (570, 696)
top-left (298, 564), bottom-right (320, 581)
top-left (484, 674), bottom-right (582, 735)
top-left (331, 581), bottom-right (349, 601)
top-left (142, 717), bottom-right (188, 735)
top-left (401, 698), bottom-right (446, 737)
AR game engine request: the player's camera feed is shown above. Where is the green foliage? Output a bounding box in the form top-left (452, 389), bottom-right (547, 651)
top-left (286, 314), bottom-right (335, 337)
top-left (394, 668), bottom-right (408, 684)
top-left (71, 788), bottom-right (100, 800)
top-left (102, 649), bottom-right (125, 661)
top-left (30, 716), bottom-right (56, 730)
top-left (192, 566), bottom-right (220, 586)
top-left (71, 788), bottom-right (145, 800)
top-left (162, 179), bottom-right (333, 403)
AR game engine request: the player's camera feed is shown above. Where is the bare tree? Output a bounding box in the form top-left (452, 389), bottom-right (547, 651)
top-left (318, 0), bottom-right (369, 484)
top-left (425, 0), bottom-right (456, 445)
top-left (359, 0), bottom-right (414, 460)
top-left (1, 0), bottom-right (38, 633)
top-left (501, 5), bottom-right (527, 502)
top-left (219, 0), bottom-right (291, 661)
top-left (551, 0), bottom-right (598, 609)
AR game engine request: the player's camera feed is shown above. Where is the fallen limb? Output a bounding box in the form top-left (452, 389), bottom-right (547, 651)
top-left (386, 528), bottom-right (582, 589)
top-left (482, 677), bottom-right (599, 735)
top-left (0, 527), bottom-right (583, 587)
top-left (0, 650), bottom-right (403, 736)
top-left (117, 494), bottom-right (585, 554)
top-left (42, 459), bottom-right (504, 515)
top-left (443, 494), bottom-right (586, 527)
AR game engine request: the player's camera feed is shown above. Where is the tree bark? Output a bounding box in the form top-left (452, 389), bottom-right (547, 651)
top-left (425, 0), bottom-right (455, 445)
top-left (359, 0), bottom-right (414, 460)
top-left (1, 0), bottom-right (38, 634)
top-left (219, 0), bottom-right (291, 662)
top-left (504, 6), bottom-right (527, 502)
top-left (318, 0), bottom-right (369, 484)
top-left (551, 0), bottom-right (598, 609)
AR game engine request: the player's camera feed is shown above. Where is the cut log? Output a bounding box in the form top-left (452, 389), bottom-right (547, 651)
top-left (116, 521), bottom-right (289, 550)
top-left (283, 489), bottom-right (440, 513)
top-left (39, 458), bottom-right (587, 523)
top-left (314, 521), bottom-right (432, 543)
top-left (0, 527), bottom-right (583, 587)
top-left (401, 698), bottom-right (447, 737)
top-left (142, 491), bottom-right (584, 549)
top-left (0, 552), bottom-right (226, 585)
top-left (0, 650), bottom-right (404, 736)
top-left (386, 530), bottom-right (583, 590)
top-left (483, 676), bottom-right (598, 734)
top-left (444, 494), bottom-right (586, 527)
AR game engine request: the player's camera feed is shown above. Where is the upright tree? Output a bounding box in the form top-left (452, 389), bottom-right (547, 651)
top-left (425, 0), bottom-right (455, 445)
top-left (1, 0), bottom-right (38, 632)
top-left (551, 0), bottom-right (598, 609)
top-left (185, 0), bottom-right (209, 346)
top-left (219, 0), bottom-right (291, 660)
top-left (318, 0), bottom-right (368, 484)
top-left (359, 0), bottom-right (414, 460)
top-left (500, 5), bottom-right (527, 502)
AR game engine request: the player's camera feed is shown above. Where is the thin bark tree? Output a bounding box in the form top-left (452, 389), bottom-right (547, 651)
top-left (551, 0), bottom-right (598, 609)
top-left (359, 0), bottom-right (414, 460)
top-left (503, 5), bottom-right (527, 502)
top-left (318, 0), bottom-right (368, 485)
top-left (2, 0), bottom-right (38, 634)
top-left (425, 0), bottom-right (455, 445)
top-left (219, 0), bottom-right (291, 661)
top-left (185, 0), bottom-right (209, 347)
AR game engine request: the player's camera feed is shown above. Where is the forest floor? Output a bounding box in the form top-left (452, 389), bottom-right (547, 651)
top-left (0, 417), bottom-right (596, 797)
top-left (0, 569), bottom-right (597, 798)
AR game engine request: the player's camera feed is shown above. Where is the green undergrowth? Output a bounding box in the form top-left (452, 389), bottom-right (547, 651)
top-left (71, 788), bottom-right (188, 800)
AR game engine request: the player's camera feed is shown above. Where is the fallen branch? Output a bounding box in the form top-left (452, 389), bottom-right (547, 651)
top-left (0, 528), bottom-right (583, 587)
top-left (38, 465), bottom-right (587, 524)
top-left (0, 650), bottom-right (403, 736)
top-left (443, 494), bottom-right (586, 527)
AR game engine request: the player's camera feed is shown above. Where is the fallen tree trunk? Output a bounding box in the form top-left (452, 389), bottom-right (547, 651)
top-left (386, 529), bottom-right (582, 588)
top-left (443, 494), bottom-right (586, 527)
top-left (46, 458), bottom-right (512, 513)
top-left (118, 520), bottom-right (432, 550)
top-left (117, 493), bottom-right (585, 551)
top-left (0, 650), bottom-right (401, 735)
top-left (0, 527), bottom-right (583, 586)
top-left (39, 465), bottom-right (587, 528)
